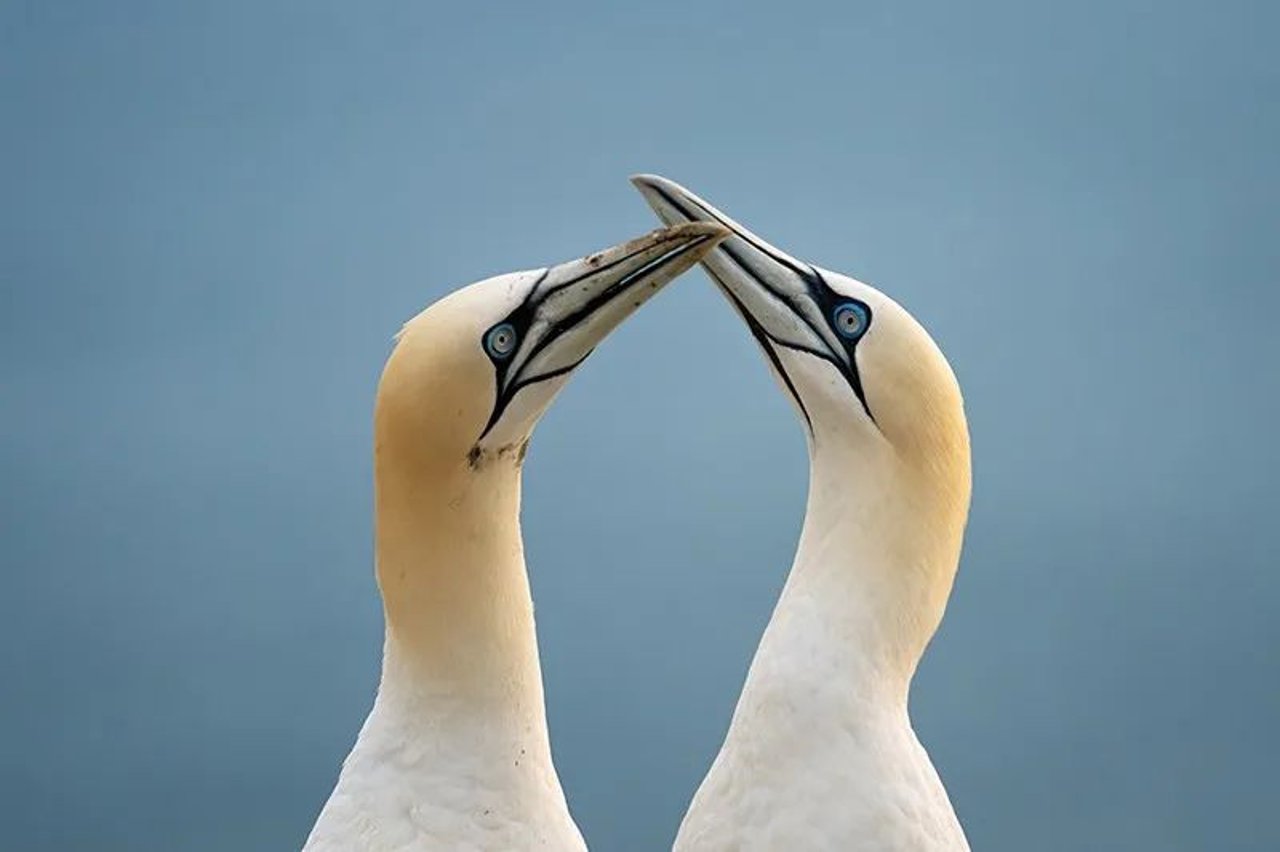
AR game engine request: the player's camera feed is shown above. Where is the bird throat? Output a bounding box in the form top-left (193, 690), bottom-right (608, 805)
top-left (373, 456), bottom-right (547, 716)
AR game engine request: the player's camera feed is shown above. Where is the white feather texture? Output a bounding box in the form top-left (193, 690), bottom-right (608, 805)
top-left (303, 224), bottom-right (727, 851)
top-left (632, 175), bottom-right (972, 851)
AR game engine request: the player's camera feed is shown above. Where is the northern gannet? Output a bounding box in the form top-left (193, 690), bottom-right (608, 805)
top-left (633, 176), bottom-right (972, 851)
top-left (303, 221), bottom-right (729, 851)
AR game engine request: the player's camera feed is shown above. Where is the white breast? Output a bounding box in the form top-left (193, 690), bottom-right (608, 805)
top-left (675, 703), bottom-right (968, 851)
top-left (304, 692), bottom-right (586, 851)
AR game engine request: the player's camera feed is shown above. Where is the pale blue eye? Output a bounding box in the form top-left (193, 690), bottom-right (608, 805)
top-left (832, 302), bottom-right (868, 340)
top-left (485, 323), bottom-right (518, 359)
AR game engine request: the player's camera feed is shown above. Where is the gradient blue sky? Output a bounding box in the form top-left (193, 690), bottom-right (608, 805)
top-left (3, 1), bottom-right (1277, 849)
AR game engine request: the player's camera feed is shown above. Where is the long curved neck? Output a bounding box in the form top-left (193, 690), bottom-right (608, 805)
top-left (750, 427), bottom-right (968, 713)
top-left (304, 452), bottom-right (583, 851)
top-left (373, 454), bottom-right (548, 734)
top-left (672, 430), bottom-right (971, 850)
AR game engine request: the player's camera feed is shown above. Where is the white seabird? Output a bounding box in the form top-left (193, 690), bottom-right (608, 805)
top-left (634, 175), bottom-right (973, 851)
top-left (303, 221), bottom-right (729, 852)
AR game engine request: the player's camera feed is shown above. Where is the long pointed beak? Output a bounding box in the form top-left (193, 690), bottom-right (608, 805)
top-left (499, 221), bottom-right (729, 392)
top-left (532, 221), bottom-right (730, 359)
top-left (480, 221), bottom-right (728, 439)
top-left (631, 174), bottom-right (813, 280)
top-left (630, 174), bottom-right (872, 426)
top-left (630, 175), bottom-right (847, 361)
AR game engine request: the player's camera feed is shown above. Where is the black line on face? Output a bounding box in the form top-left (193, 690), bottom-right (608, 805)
top-left (518, 267), bottom-right (551, 310)
top-left (647, 184), bottom-right (876, 424)
top-left (678, 190), bottom-right (818, 283)
top-left (718, 240), bottom-right (842, 363)
top-left (807, 268), bottom-right (876, 424)
top-left (516, 240), bottom-right (699, 377)
top-left (476, 236), bottom-right (709, 441)
top-left (707, 265), bottom-right (813, 432)
top-left (499, 349), bottom-right (593, 409)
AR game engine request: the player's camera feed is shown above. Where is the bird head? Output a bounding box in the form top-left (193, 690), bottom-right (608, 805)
top-left (632, 175), bottom-right (969, 495)
top-left (376, 222), bottom-right (729, 477)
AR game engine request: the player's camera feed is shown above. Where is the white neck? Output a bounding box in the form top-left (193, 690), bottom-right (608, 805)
top-left (304, 460), bottom-right (585, 851)
top-left (780, 430), bottom-right (961, 697)
top-left (674, 428), bottom-right (970, 851)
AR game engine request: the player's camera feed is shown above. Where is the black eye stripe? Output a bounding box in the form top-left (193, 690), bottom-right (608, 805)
top-left (720, 252), bottom-right (876, 422)
top-left (705, 264), bottom-right (813, 432)
top-left (718, 239), bottom-right (843, 363)
top-left (806, 271), bottom-right (875, 423)
top-left (475, 236), bottom-right (712, 442)
top-left (647, 179), bottom-right (878, 424)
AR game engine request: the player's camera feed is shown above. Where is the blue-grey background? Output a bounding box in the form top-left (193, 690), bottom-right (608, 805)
top-left (3, 1), bottom-right (1277, 849)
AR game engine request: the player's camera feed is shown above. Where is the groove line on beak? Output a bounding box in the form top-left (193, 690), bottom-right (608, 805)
top-left (637, 177), bottom-right (877, 426)
top-left (646, 183), bottom-right (847, 367)
top-left (708, 264), bottom-right (814, 432)
top-left (476, 227), bottom-right (723, 442)
top-left (513, 233), bottom-right (717, 379)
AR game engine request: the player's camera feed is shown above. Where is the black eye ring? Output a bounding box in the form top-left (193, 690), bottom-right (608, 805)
top-left (484, 323), bottom-right (518, 359)
top-left (831, 302), bottom-right (868, 340)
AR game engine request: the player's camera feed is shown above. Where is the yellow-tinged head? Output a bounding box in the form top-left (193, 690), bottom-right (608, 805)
top-left (371, 222), bottom-right (728, 679)
top-left (633, 175), bottom-right (971, 671)
top-left (375, 222), bottom-right (729, 482)
top-left (632, 175), bottom-right (969, 505)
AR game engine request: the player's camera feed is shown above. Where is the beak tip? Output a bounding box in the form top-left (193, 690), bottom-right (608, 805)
top-left (629, 172), bottom-right (679, 200)
top-left (631, 173), bottom-right (703, 233)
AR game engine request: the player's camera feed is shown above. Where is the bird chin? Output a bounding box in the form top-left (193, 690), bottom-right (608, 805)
top-left (469, 382), bottom-right (561, 468)
top-left (466, 438), bottom-right (531, 472)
